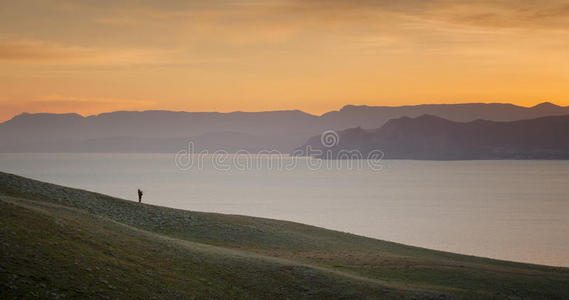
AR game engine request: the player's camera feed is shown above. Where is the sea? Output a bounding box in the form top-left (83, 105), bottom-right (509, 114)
top-left (1, 153), bottom-right (568, 267)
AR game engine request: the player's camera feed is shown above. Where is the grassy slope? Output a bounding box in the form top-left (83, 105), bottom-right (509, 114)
top-left (1, 172), bottom-right (568, 299)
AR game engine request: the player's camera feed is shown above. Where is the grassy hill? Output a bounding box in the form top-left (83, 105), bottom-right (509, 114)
top-left (1, 172), bottom-right (568, 299)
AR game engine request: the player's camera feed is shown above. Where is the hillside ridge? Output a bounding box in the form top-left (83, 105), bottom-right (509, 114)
top-left (2, 172), bottom-right (569, 298)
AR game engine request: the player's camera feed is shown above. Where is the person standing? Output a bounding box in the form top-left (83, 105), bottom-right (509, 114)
top-left (138, 189), bottom-right (143, 203)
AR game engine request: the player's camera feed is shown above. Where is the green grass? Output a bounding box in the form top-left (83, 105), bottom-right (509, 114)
top-left (1, 171), bottom-right (568, 299)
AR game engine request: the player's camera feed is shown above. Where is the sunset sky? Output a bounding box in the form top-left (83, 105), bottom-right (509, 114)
top-left (1, 0), bottom-right (568, 121)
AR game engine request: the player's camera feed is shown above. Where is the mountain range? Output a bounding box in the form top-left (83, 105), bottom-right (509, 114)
top-left (299, 114), bottom-right (569, 160)
top-left (1, 101), bottom-right (568, 154)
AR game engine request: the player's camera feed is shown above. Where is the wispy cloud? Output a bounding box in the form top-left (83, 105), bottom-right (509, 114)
top-left (90, 2), bottom-right (303, 46)
top-left (286, 0), bottom-right (569, 29)
top-left (0, 38), bottom-right (91, 62)
top-left (0, 37), bottom-right (192, 68)
top-left (0, 0), bottom-right (567, 115)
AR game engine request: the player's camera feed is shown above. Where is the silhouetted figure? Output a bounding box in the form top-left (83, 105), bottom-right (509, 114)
top-left (138, 189), bottom-right (143, 203)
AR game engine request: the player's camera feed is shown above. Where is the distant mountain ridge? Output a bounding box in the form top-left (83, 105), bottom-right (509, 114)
top-left (298, 114), bottom-right (569, 160)
top-left (321, 101), bottom-right (569, 129)
top-left (1, 102), bottom-right (568, 153)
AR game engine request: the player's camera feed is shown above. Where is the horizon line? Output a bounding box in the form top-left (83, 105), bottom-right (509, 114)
top-left (2, 100), bottom-right (563, 122)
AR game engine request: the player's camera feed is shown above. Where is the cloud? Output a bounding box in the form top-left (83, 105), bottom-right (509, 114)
top-left (422, 1), bottom-right (569, 31)
top-left (286, 0), bottom-right (569, 31)
top-left (0, 0), bottom-right (567, 116)
top-left (0, 37), bottom-right (183, 66)
top-left (93, 16), bottom-right (139, 25)
top-left (89, 2), bottom-right (304, 46)
top-left (0, 39), bottom-right (91, 62)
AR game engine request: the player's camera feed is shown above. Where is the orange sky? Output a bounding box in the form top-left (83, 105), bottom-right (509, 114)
top-left (1, 0), bottom-right (568, 121)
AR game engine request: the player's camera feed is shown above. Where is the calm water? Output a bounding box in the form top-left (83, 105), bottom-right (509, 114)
top-left (1, 153), bottom-right (568, 267)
